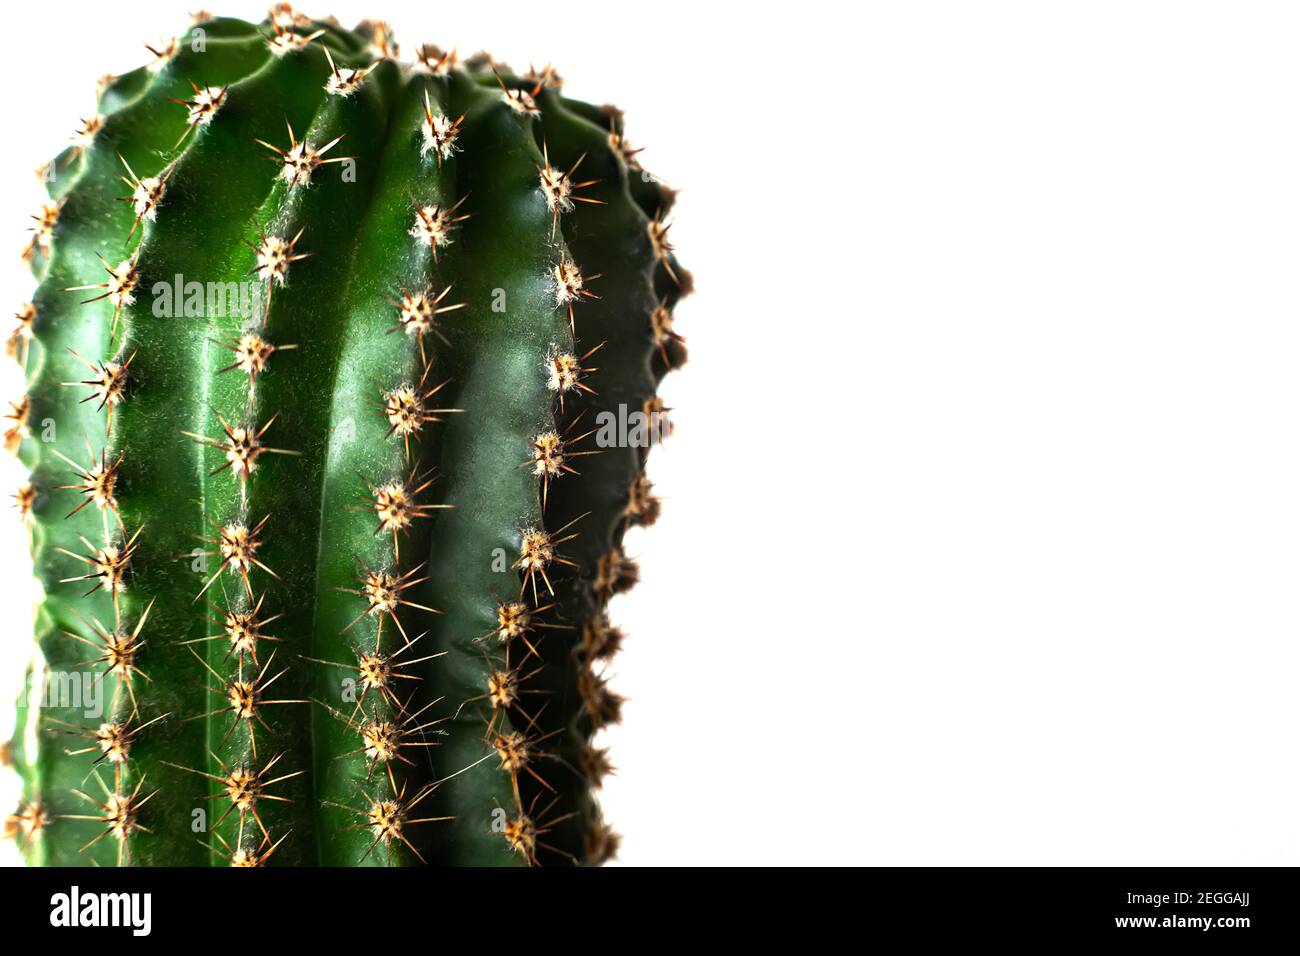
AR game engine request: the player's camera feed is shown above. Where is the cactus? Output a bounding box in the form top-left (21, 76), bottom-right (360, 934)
top-left (3, 6), bottom-right (687, 866)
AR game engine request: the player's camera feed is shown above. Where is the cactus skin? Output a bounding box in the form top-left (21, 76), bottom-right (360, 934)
top-left (4, 8), bottom-right (687, 866)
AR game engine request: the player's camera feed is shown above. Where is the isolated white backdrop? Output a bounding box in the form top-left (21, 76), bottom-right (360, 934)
top-left (2, 0), bottom-right (1298, 866)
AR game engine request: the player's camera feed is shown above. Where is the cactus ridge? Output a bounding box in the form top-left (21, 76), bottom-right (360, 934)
top-left (5, 7), bottom-right (688, 866)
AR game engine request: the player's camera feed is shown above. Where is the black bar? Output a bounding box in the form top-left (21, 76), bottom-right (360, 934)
top-left (0, 866), bottom-right (1289, 943)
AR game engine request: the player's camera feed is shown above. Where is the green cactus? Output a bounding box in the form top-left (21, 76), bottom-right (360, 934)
top-left (3, 5), bottom-right (687, 867)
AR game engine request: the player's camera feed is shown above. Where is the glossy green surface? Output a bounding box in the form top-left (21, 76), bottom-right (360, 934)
top-left (8, 11), bottom-right (685, 866)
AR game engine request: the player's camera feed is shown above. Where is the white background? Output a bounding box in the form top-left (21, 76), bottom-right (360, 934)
top-left (2, 0), bottom-right (1298, 866)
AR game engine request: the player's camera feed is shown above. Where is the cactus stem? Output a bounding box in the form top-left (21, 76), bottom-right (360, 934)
top-left (525, 64), bottom-right (563, 90)
top-left (65, 773), bottom-right (157, 863)
top-left (3, 395), bottom-right (30, 452)
top-left (327, 778), bottom-right (447, 865)
top-left (491, 65), bottom-right (543, 117)
top-left (360, 20), bottom-right (398, 60)
top-left (4, 801), bottom-right (51, 844)
top-left (250, 228), bottom-right (309, 315)
top-left (647, 211), bottom-right (679, 284)
top-left (10, 10), bottom-right (684, 866)
top-left (358, 467), bottom-right (449, 561)
top-left (163, 750), bottom-right (304, 838)
top-left (501, 793), bottom-right (577, 866)
top-left (321, 694), bottom-right (446, 792)
top-left (389, 283), bottom-right (464, 362)
top-left (322, 44), bottom-right (373, 97)
top-left (257, 119), bottom-right (350, 188)
top-left (420, 89), bottom-right (463, 165)
top-left (302, 628), bottom-right (443, 715)
top-left (59, 711), bottom-right (167, 775)
top-left (61, 347), bottom-right (133, 429)
top-left (55, 525), bottom-right (141, 616)
top-left (265, 22), bottom-right (322, 56)
top-left (339, 562), bottom-right (438, 642)
top-left (381, 369), bottom-right (463, 463)
top-left (213, 332), bottom-right (297, 403)
top-left (538, 141), bottom-right (605, 240)
top-left (65, 253), bottom-right (140, 338)
top-left (545, 341), bottom-right (603, 410)
top-left (479, 598), bottom-right (567, 662)
top-left (178, 592), bottom-right (282, 667)
top-left (491, 727), bottom-right (560, 810)
top-left (551, 257), bottom-right (600, 333)
top-left (578, 663), bottom-right (625, 730)
top-left (194, 514), bottom-right (277, 601)
top-left (408, 196), bottom-right (469, 258)
top-left (72, 114), bottom-right (104, 151)
top-left (624, 475), bottom-right (661, 529)
top-left (211, 826), bottom-right (289, 867)
top-left (8, 302), bottom-right (36, 368)
top-left (269, 3), bottom-right (308, 29)
top-left (607, 124), bottom-right (644, 169)
top-left (580, 743), bottom-right (615, 789)
top-left (22, 200), bottom-right (61, 262)
top-left (116, 154), bottom-right (169, 239)
top-left (415, 44), bottom-right (458, 76)
top-left (50, 442), bottom-right (124, 525)
top-left (184, 411), bottom-right (300, 504)
top-left (168, 80), bottom-right (228, 147)
top-left (186, 647), bottom-right (307, 759)
top-left (61, 597), bottom-right (154, 715)
top-left (466, 655), bottom-right (548, 737)
top-left (12, 481), bottom-right (36, 523)
top-left (580, 615), bottom-right (625, 661)
top-left (144, 38), bottom-right (178, 72)
top-left (526, 416), bottom-right (601, 510)
top-left (585, 821), bottom-right (620, 865)
top-left (594, 547), bottom-right (639, 602)
top-left (515, 512), bottom-right (586, 602)
top-left (650, 301), bottom-right (686, 368)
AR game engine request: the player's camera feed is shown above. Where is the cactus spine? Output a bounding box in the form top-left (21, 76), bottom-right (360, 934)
top-left (3, 7), bottom-right (687, 866)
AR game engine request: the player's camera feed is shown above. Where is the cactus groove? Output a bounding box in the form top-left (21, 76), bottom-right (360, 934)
top-left (2, 6), bottom-right (688, 866)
